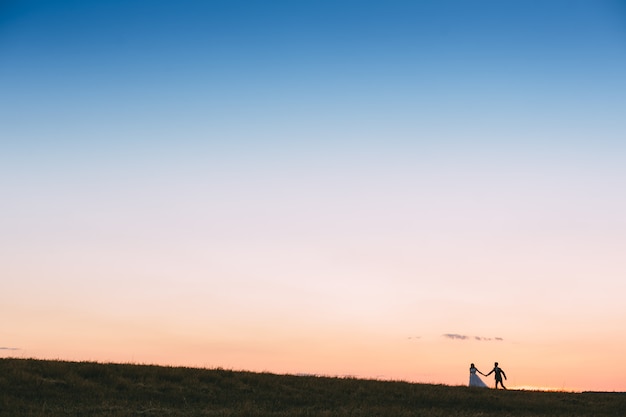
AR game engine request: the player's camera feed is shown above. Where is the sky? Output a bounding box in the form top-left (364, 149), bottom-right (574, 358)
top-left (1, 0), bottom-right (626, 392)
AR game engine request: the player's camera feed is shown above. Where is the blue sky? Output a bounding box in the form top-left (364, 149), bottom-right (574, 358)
top-left (2, 1), bottom-right (626, 390)
top-left (2, 0), bottom-right (625, 155)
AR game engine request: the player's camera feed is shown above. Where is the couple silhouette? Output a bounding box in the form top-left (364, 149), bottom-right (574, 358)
top-left (469, 362), bottom-right (507, 389)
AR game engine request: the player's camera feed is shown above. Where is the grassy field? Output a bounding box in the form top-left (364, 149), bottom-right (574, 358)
top-left (1, 358), bottom-right (624, 416)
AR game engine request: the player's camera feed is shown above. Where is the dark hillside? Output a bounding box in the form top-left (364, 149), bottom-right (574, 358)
top-left (1, 358), bottom-right (624, 416)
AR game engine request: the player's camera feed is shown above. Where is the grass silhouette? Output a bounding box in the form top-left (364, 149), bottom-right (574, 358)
top-left (1, 358), bottom-right (624, 416)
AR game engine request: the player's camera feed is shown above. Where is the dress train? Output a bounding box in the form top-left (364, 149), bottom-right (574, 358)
top-left (469, 369), bottom-right (488, 388)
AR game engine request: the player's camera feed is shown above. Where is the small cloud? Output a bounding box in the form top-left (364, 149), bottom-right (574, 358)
top-left (443, 333), bottom-right (469, 340)
top-left (0, 347), bottom-right (19, 350)
top-left (407, 336), bottom-right (421, 340)
top-left (443, 334), bottom-right (504, 342)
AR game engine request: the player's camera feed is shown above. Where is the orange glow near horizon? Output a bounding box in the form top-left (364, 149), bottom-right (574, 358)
top-left (3, 241), bottom-right (626, 394)
top-left (3, 310), bottom-right (626, 393)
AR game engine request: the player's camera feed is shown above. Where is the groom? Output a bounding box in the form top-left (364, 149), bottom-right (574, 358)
top-left (485, 362), bottom-right (507, 389)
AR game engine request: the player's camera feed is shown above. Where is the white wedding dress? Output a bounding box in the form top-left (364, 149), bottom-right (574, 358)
top-left (469, 367), bottom-right (488, 388)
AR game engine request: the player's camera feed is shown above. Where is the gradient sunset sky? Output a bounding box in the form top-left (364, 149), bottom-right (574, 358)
top-left (2, 0), bottom-right (626, 392)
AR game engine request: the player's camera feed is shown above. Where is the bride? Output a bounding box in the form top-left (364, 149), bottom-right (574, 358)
top-left (469, 363), bottom-right (488, 388)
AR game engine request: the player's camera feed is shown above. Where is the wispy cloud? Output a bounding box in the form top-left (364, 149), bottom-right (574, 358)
top-left (443, 334), bottom-right (503, 342)
top-left (443, 333), bottom-right (469, 340)
top-left (0, 347), bottom-right (20, 350)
